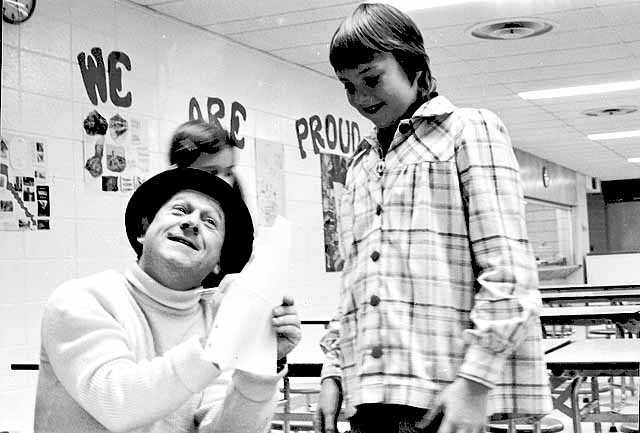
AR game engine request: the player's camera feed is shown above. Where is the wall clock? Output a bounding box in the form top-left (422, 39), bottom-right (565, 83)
top-left (3, 0), bottom-right (36, 24)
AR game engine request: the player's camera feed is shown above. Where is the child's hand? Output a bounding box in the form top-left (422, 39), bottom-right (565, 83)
top-left (272, 295), bottom-right (301, 360)
top-left (415, 377), bottom-right (489, 433)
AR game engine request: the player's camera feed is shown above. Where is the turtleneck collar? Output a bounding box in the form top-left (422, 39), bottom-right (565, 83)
top-left (125, 263), bottom-right (216, 313)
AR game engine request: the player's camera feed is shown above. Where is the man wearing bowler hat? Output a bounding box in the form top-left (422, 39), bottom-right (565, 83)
top-left (34, 168), bottom-right (301, 433)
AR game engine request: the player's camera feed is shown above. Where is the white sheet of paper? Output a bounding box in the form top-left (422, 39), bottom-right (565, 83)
top-left (203, 216), bottom-right (291, 376)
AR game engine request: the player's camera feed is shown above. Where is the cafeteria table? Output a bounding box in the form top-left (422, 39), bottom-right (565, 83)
top-left (541, 288), bottom-right (640, 305)
top-left (540, 283), bottom-right (640, 293)
top-left (539, 305), bottom-right (640, 337)
top-left (545, 339), bottom-right (640, 433)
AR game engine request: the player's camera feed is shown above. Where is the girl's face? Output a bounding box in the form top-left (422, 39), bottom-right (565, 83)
top-left (190, 146), bottom-right (236, 186)
top-left (336, 52), bottom-right (419, 129)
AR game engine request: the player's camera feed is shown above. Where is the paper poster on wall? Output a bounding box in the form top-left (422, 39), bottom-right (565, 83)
top-left (0, 134), bottom-right (51, 231)
top-left (82, 109), bottom-right (148, 192)
top-left (254, 140), bottom-right (285, 227)
top-left (320, 153), bottom-right (349, 272)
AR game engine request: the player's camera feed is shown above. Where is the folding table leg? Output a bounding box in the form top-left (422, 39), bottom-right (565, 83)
top-left (591, 376), bottom-right (602, 433)
top-left (570, 376), bottom-right (585, 433)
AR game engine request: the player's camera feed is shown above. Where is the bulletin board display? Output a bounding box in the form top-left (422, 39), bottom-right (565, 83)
top-left (255, 139), bottom-right (286, 228)
top-left (81, 109), bottom-right (150, 193)
top-left (0, 134), bottom-right (51, 231)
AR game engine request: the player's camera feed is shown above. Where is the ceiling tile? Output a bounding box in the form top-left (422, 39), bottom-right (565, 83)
top-left (152, 0), bottom-right (352, 25)
top-left (204, 2), bottom-right (358, 35)
top-left (231, 19), bottom-right (342, 51)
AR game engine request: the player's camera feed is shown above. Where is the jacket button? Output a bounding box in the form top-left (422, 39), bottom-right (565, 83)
top-left (398, 121), bottom-right (412, 134)
top-left (376, 204), bottom-right (383, 215)
top-left (370, 251), bottom-right (380, 262)
top-left (370, 295), bottom-right (381, 306)
top-left (371, 346), bottom-right (383, 358)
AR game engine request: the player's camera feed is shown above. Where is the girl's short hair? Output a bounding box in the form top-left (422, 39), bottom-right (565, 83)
top-left (169, 120), bottom-right (233, 168)
top-left (329, 3), bottom-right (437, 97)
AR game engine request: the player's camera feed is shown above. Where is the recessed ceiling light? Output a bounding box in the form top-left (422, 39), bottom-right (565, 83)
top-left (627, 158), bottom-right (640, 164)
top-left (519, 80), bottom-right (640, 100)
top-left (588, 130), bottom-right (640, 141)
top-left (470, 19), bottom-right (553, 40)
top-left (367, 0), bottom-right (472, 11)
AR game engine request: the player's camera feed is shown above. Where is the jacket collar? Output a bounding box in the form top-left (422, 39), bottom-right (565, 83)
top-left (356, 95), bottom-right (457, 156)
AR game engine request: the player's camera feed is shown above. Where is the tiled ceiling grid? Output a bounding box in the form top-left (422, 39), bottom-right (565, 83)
top-left (131, 0), bottom-right (640, 181)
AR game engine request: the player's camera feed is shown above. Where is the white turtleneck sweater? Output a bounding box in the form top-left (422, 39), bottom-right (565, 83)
top-left (34, 264), bottom-right (284, 433)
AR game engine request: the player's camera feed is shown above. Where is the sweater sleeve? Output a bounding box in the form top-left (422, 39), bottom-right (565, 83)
top-left (41, 279), bottom-right (221, 433)
top-left (195, 369), bottom-right (286, 433)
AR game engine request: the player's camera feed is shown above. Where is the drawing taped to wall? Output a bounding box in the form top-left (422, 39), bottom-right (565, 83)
top-left (82, 109), bottom-right (149, 192)
top-left (255, 139), bottom-right (285, 227)
top-left (0, 134), bottom-right (51, 230)
top-left (320, 153), bottom-right (349, 272)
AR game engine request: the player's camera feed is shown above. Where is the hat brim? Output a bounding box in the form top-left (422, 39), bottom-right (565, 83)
top-left (125, 168), bottom-right (254, 282)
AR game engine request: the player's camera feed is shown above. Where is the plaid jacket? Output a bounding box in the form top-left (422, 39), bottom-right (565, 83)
top-left (320, 96), bottom-right (552, 418)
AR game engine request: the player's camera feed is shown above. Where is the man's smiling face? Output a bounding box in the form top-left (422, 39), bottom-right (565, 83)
top-left (137, 189), bottom-right (225, 290)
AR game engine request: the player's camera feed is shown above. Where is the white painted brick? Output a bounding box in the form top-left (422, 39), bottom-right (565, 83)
top-left (0, 261), bottom-right (27, 304)
top-left (2, 45), bottom-right (20, 89)
top-left (76, 218), bottom-right (129, 260)
top-left (0, 231), bottom-right (25, 259)
top-left (285, 172), bottom-right (321, 203)
top-left (1, 87), bottom-right (22, 132)
top-left (24, 218), bottom-right (76, 259)
top-left (21, 51), bottom-right (72, 100)
top-left (0, 388), bottom-right (37, 433)
top-left (21, 93), bottom-right (74, 139)
top-left (46, 140), bottom-right (77, 181)
top-left (70, 0), bottom-right (116, 35)
top-left (21, 14), bottom-right (71, 60)
top-left (36, 0), bottom-right (72, 22)
top-left (25, 259), bottom-right (76, 303)
top-left (2, 19), bottom-right (19, 47)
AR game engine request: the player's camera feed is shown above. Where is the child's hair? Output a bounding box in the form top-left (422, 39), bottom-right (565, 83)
top-left (329, 3), bottom-right (437, 97)
top-left (169, 120), bottom-right (234, 168)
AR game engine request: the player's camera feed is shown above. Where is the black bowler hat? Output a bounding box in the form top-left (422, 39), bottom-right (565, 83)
top-left (125, 168), bottom-right (254, 287)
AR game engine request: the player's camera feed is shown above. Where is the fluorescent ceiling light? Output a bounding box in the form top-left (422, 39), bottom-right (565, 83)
top-left (588, 130), bottom-right (640, 141)
top-left (367, 0), bottom-right (473, 11)
top-left (518, 80), bottom-right (640, 100)
top-left (627, 158), bottom-right (640, 164)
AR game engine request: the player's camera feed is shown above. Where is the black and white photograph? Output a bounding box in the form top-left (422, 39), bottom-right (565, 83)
top-left (1, 1), bottom-right (639, 432)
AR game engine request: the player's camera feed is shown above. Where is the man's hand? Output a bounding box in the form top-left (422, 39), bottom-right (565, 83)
top-left (415, 377), bottom-right (489, 433)
top-left (272, 295), bottom-right (301, 360)
top-left (314, 377), bottom-right (343, 433)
